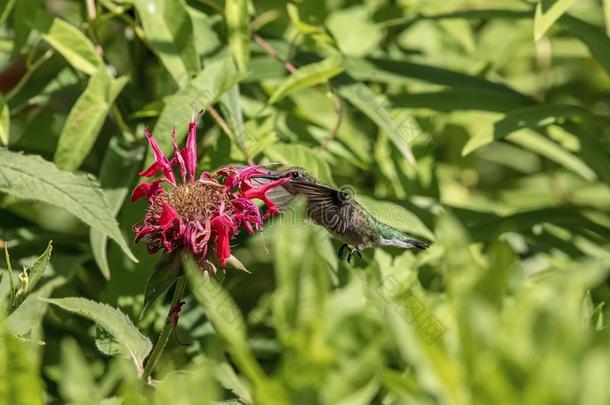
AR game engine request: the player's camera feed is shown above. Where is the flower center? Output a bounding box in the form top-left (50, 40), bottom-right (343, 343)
top-left (152, 181), bottom-right (229, 223)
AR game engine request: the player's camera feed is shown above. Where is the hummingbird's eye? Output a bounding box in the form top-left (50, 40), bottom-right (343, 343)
top-left (290, 171), bottom-right (301, 180)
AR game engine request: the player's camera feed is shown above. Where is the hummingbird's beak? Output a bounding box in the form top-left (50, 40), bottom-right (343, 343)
top-left (250, 172), bottom-right (290, 180)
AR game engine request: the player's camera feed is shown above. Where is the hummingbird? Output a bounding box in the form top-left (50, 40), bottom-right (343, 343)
top-left (253, 167), bottom-right (429, 263)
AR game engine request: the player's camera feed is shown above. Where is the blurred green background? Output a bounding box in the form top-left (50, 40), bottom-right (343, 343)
top-left (1, 0), bottom-right (609, 404)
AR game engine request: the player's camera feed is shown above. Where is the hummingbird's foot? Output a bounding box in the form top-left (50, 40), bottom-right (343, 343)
top-left (338, 244), bottom-right (349, 260)
top-left (347, 247), bottom-right (362, 264)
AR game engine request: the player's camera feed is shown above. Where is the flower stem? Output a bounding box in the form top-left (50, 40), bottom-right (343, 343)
top-left (141, 276), bottom-right (187, 383)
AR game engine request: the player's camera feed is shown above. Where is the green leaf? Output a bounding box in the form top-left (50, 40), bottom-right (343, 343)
top-left (507, 129), bottom-right (596, 181)
top-left (183, 252), bottom-right (266, 385)
top-left (225, 0), bottom-right (250, 72)
top-left (534, 0), bottom-right (577, 41)
top-left (89, 139), bottom-right (143, 279)
top-left (561, 14), bottom-right (610, 75)
top-left (327, 6), bottom-right (382, 57)
top-left (390, 90), bottom-right (533, 113)
top-left (44, 297), bottom-right (152, 367)
top-left (605, 0), bottom-right (610, 37)
top-left (35, 13), bottom-right (103, 75)
top-left (268, 56), bottom-right (344, 104)
top-left (357, 196), bottom-right (435, 241)
top-left (462, 104), bottom-right (590, 155)
top-left (0, 333), bottom-right (45, 405)
top-left (4, 277), bottom-right (63, 338)
top-left (220, 84), bottom-right (248, 155)
top-left (54, 68), bottom-right (128, 171)
top-left (0, 148), bottom-right (137, 262)
top-left (0, 0), bottom-right (16, 26)
top-left (149, 57), bottom-right (241, 162)
top-left (141, 253), bottom-right (181, 317)
top-left (133, 0), bottom-right (199, 84)
top-left (0, 95), bottom-right (9, 146)
top-left (5, 53), bottom-right (65, 110)
top-left (59, 339), bottom-right (100, 404)
top-left (344, 57), bottom-right (530, 99)
top-left (25, 241), bottom-right (52, 293)
top-left (264, 143), bottom-right (335, 186)
top-left (337, 79), bottom-right (417, 164)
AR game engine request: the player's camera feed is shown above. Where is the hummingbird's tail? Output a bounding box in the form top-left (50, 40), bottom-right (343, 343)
top-left (377, 226), bottom-right (429, 250)
top-left (407, 238), bottom-right (429, 250)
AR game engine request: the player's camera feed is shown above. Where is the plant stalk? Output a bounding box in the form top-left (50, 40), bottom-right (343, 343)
top-left (141, 276), bottom-right (187, 383)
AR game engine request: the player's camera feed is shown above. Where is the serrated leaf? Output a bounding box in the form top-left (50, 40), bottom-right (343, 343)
top-left (0, 148), bottom-right (137, 262)
top-left (132, 0), bottom-right (199, 84)
top-left (0, 333), bottom-right (45, 405)
top-left (26, 241), bottom-right (52, 292)
top-left (264, 143), bottom-right (335, 186)
top-left (0, 95), bottom-right (9, 146)
top-left (269, 56), bottom-right (344, 104)
top-left (226, 0), bottom-right (250, 72)
top-left (462, 104), bottom-right (590, 155)
top-left (534, 0), bottom-right (577, 41)
top-left (44, 297), bottom-right (152, 367)
top-left (35, 13), bottom-right (103, 75)
top-left (90, 139), bottom-right (143, 279)
top-left (337, 80), bottom-right (417, 164)
top-left (54, 68), bottom-right (128, 171)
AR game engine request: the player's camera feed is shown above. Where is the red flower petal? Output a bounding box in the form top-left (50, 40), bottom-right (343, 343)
top-left (242, 176), bottom-right (290, 217)
top-left (135, 225), bottom-right (154, 242)
top-left (144, 128), bottom-right (176, 185)
top-left (159, 203), bottom-right (179, 230)
top-left (185, 121), bottom-right (197, 181)
top-left (138, 161), bottom-right (160, 177)
top-left (131, 179), bottom-right (164, 202)
top-left (171, 128), bottom-right (187, 183)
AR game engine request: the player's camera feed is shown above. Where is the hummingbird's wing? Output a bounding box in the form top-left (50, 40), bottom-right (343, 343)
top-left (250, 169), bottom-right (355, 234)
top-left (281, 181), bottom-right (355, 235)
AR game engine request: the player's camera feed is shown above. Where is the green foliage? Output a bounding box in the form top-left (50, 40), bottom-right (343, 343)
top-left (0, 0), bottom-right (609, 404)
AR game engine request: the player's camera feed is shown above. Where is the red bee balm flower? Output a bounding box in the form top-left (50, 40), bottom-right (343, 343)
top-left (131, 119), bottom-right (289, 269)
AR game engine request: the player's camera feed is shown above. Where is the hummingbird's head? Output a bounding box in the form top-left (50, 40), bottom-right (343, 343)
top-left (252, 166), bottom-right (321, 192)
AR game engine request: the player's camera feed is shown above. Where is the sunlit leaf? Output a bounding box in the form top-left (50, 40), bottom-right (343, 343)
top-left (44, 297), bottom-right (152, 367)
top-left (0, 95), bottom-right (9, 146)
top-left (90, 139), bottom-right (143, 279)
top-left (54, 68), bottom-right (128, 171)
top-left (35, 13), bottom-right (103, 75)
top-left (264, 143), bottom-right (335, 186)
top-left (225, 0), bottom-right (250, 72)
top-left (0, 332), bottom-right (44, 405)
top-left (534, 0), bottom-right (577, 41)
top-left (462, 104), bottom-right (591, 155)
top-left (183, 252), bottom-right (266, 385)
top-left (132, 0), bottom-right (200, 83)
top-left (337, 79), bottom-right (418, 164)
top-left (149, 57), bottom-right (241, 163)
top-left (0, 148), bottom-right (137, 262)
top-left (268, 56), bottom-right (344, 104)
